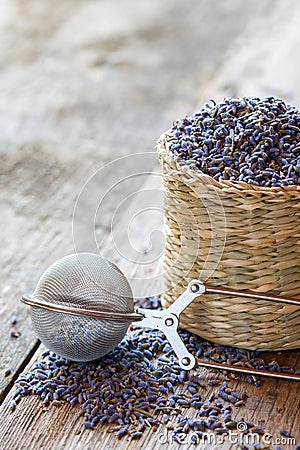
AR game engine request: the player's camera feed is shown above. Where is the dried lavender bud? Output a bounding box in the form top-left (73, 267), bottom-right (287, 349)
top-left (4, 368), bottom-right (12, 377)
top-left (10, 295), bottom-right (298, 440)
top-left (131, 431), bottom-right (143, 439)
top-left (167, 96), bottom-right (300, 187)
top-left (117, 425), bottom-right (129, 438)
top-left (10, 400), bottom-right (17, 411)
top-left (279, 430), bottom-right (292, 437)
top-left (11, 315), bottom-right (18, 325)
top-left (10, 330), bottom-right (21, 338)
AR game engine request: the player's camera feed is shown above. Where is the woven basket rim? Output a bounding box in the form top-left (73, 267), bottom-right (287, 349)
top-left (157, 130), bottom-right (300, 196)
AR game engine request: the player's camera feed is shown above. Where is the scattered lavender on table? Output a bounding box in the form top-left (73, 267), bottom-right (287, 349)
top-left (10, 330), bottom-right (21, 338)
top-left (10, 314), bottom-right (21, 338)
top-left (167, 96), bottom-right (300, 187)
top-left (280, 430), bottom-right (292, 437)
top-left (11, 315), bottom-right (18, 325)
top-left (11, 297), bottom-right (297, 441)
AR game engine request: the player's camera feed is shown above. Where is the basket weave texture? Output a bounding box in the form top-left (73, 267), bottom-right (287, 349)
top-left (157, 131), bottom-right (300, 351)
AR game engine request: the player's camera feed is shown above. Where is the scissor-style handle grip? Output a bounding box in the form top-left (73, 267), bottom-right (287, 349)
top-left (134, 281), bottom-right (205, 369)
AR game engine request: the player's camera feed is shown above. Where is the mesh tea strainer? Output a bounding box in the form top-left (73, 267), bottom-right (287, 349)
top-left (21, 252), bottom-right (300, 380)
top-left (21, 253), bottom-right (203, 370)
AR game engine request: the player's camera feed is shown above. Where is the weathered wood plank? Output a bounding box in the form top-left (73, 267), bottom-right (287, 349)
top-left (0, 0), bottom-right (272, 401)
top-left (1, 349), bottom-right (299, 450)
top-left (1, 0), bottom-right (300, 449)
top-left (198, 0), bottom-right (300, 106)
top-left (0, 152), bottom-right (156, 401)
top-left (0, 171), bottom-right (299, 450)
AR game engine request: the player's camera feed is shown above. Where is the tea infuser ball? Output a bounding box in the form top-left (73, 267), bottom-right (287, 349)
top-left (28, 253), bottom-right (136, 361)
top-left (21, 252), bottom-right (201, 369)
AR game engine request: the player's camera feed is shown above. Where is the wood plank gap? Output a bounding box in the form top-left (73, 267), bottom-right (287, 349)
top-left (0, 339), bottom-right (41, 406)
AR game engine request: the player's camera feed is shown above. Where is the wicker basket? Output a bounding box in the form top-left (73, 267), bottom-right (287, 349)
top-left (157, 131), bottom-right (300, 351)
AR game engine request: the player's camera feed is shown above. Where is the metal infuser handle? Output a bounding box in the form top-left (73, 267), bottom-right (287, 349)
top-left (21, 284), bottom-right (300, 319)
top-left (21, 281), bottom-right (300, 379)
top-left (134, 280), bottom-right (205, 370)
top-left (204, 287), bottom-right (300, 307)
top-left (134, 282), bottom-right (300, 378)
top-left (21, 294), bottom-right (144, 322)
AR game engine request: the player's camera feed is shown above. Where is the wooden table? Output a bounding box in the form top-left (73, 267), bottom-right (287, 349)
top-left (0, 1), bottom-right (300, 449)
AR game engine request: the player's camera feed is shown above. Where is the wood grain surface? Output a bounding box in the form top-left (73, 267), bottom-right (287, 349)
top-left (0, 0), bottom-right (300, 449)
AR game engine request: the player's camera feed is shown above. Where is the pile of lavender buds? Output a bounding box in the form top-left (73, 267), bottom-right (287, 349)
top-left (167, 96), bottom-right (300, 187)
top-left (11, 298), bottom-right (299, 445)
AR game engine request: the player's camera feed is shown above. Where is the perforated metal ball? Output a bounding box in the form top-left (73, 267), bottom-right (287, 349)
top-left (30, 253), bottom-right (134, 361)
